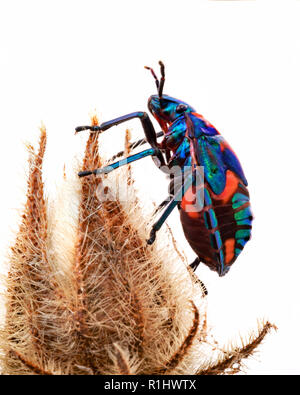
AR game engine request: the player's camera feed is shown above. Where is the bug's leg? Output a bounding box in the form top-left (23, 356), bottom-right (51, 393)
top-left (110, 131), bottom-right (164, 161)
top-left (153, 198), bottom-right (170, 215)
top-left (147, 198), bottom-right (179, 245)
top-left (76, 112), bottom-right (160, 149)
top-left (147, 171), bottom-right (194, 245)
top-left (152, 170), bottom-right (177, 215)
top-left (189, 259), bottom-right (208, 296)
top-left (199, 280), bottom-right (208, 296)
top-left (78, 147), bottom-right (167, 177)
top-left (189, 257), bottom-right (201, 271)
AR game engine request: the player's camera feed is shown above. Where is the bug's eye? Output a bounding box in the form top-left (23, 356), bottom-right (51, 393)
top-left (176, 103), bottom-right (188, 113)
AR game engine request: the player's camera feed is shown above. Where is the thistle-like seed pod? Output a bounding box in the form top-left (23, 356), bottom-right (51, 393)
top-left (0, 119), bottom-right (276, 375)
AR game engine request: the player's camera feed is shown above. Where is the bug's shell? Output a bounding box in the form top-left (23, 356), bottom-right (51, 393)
top-left (165, 111), bottom-right (253, 276)
top-left (180, 171), bottom-right (252, 276)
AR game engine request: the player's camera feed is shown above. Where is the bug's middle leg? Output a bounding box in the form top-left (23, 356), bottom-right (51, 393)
top-left (78, 147), bottom-right (164, 177)
top-left (109, 131), bottom-right (164, 161)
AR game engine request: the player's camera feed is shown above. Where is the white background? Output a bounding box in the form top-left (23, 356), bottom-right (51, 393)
top-left (0, 0), bottom-right (300, 374)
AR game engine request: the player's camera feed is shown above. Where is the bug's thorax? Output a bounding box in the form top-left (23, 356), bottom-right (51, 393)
top-left (148, 94), bottom-right (196, 133)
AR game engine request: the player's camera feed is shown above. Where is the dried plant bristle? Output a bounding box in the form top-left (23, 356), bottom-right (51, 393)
top-left (0, 120), bottom-right (276, 375)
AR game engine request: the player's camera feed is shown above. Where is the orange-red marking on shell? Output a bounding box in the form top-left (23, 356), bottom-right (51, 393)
top-left (181, 185), bottom-right (203, 219)
top-left (224, 238), bottom-right (235, 264)
top-left (212, 170), bottom-right (240, 204)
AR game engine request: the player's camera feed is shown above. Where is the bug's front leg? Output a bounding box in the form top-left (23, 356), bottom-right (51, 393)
top-left (76, 112), bottom-right (161, 149)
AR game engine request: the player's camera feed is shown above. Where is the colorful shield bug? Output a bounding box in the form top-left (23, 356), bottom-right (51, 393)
top-left (76, 61), bottom-right (253, 277)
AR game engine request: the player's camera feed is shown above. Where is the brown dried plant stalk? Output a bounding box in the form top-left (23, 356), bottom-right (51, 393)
top-left (0, 119), bottom-right (276, 375)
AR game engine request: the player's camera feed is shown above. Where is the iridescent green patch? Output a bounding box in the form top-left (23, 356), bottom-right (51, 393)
top-left (235, 229), bottom-right (251, 248)
top-left (234, 206), bottom-right (252, 221)
top-left (235, 229), bottom-right (251, 240)
top-left (232, 192), bottom-right (249, 209)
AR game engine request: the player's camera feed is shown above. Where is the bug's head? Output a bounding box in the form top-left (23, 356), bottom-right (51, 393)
top-left (145, 62), bottom-right (195, 131)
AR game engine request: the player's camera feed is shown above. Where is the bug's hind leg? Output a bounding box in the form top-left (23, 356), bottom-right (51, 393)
top-left (147, 197), bottom-right (180, 245)
top-left (147, 171), bottom-right (194, 245)
top-left (189, 257), bottom-right (201, 271)
top-left (199, 280), bottom-right (208, 296)
top-left (189, 257), bottom-right (208, 296)
top-left (153, 196), bottom-right (173, 215)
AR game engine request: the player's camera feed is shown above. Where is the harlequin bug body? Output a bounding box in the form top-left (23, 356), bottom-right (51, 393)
top-left (76, 62), bottom-right (253, 277)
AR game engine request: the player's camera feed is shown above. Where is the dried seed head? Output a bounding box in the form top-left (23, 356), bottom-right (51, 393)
top-left (0, 120), bottom-right (275, 375)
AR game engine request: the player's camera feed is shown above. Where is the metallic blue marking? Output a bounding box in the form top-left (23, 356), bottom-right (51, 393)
top-left (148, 94), bottom-right (196, 123)
top-left (236, 218), bottom-right (252, 226)
top-left (236, 238), bottom-right (248, 247)
top-left (204, 209), bottom-right (218, 230)
top-left (184, 155), bottom-right (192, 167)
top-left (208, 209), bottom-right (218, 228)
top-left (204, 212), bottom-right (210, 229)
top-left (214, 230), bottom-right (222, 250)
top-left (189, 113), bottom-right (219, 137)
top-left (234, 207), bottom-right (252, 221)
top-left (222, 147), bottom-right (248, 186)
top-left (219, 249), bottom-right (225, 265)
top-left (178, 138), bottom-right (190, 159)
top-left (232, 192), bottom-right (249, 203)
top-left (204, 188), bottom-right (212, 206)
top-left (232, 192), bottom-right (250, 209)
top-left (95, 148), bottom-right (155, 175)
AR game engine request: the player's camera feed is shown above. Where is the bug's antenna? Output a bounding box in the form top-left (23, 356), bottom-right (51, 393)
top-left (144, 65), bottom-right (160, 90)
top-left (158, 60), bottom-right (165, 98)
top-left (145, 61), bottom-right (165, 100)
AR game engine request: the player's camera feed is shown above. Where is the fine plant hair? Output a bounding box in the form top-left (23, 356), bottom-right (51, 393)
top-left (0, 118), bottom-right (276, 375)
